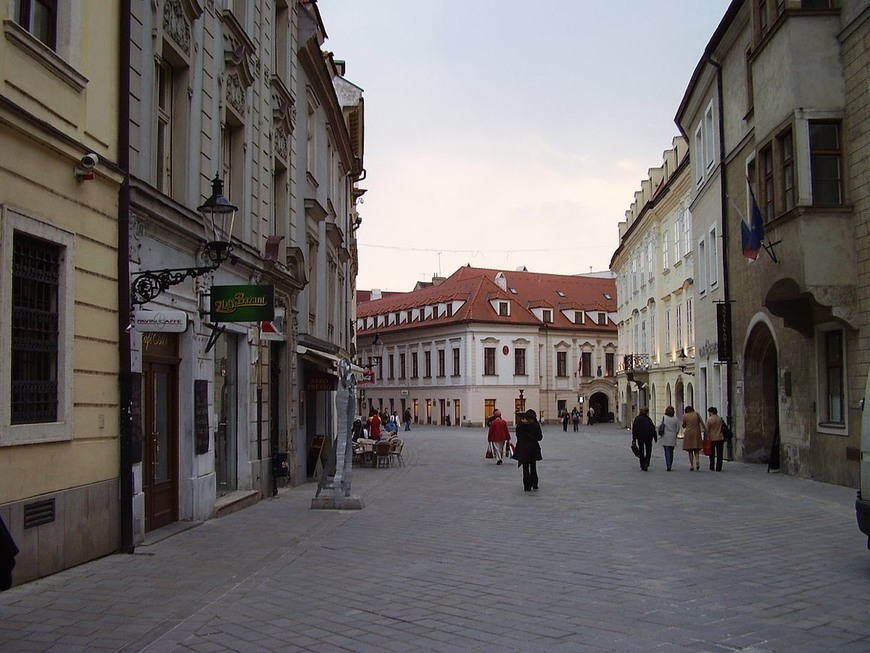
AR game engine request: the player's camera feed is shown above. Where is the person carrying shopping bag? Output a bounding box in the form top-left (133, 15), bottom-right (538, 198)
top-left (487, 409), bottom-right (511, 465)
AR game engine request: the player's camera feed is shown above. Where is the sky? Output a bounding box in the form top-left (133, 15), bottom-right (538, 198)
top-left (317, 0), bottom-right (732, 292)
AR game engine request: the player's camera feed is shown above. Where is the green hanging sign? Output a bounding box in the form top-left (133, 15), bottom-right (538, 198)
top-left (210, 284), bottom-right (275, 323)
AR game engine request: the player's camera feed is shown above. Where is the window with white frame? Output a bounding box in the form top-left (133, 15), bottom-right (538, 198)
top-left (704, 103), bottom-right (715, 170)
top-left (698, 237), bottom-right (707, 291)
top-left (676, 304), bottom-right (683, 350)
top-left (686, 298), bottom-right (694, 347)
top-left (709, 226), bottom-right (718, 288)
top-left (683, 209), bottom-right (692, 256)
top-left (1, 213), bottom-right (75, 445)
top-left (15, 0), bottom-right (57, 50)
top-left (556, 351), bottom-right (567, 377)
top-left (674, 211), bottom-right (684, 260)
top-left (662, 226), bottom-right (670, 270)
top-left (483, 347), bottom-right (496, 376)
top-left (515, 348), bottom-right (526, 376)
top-left (694, 124), bottom-right (704, 185)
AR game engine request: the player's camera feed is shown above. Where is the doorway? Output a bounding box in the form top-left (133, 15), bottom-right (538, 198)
top-left (214, 333), bottom-right (238, 497)
top-left (143, 360), bottom-right (178, 531)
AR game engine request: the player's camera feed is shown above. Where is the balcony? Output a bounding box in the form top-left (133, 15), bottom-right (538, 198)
top-left (620, 354), bottom-right (650, 388)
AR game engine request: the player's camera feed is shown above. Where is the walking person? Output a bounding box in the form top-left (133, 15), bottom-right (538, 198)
top-left (705, 407), bottom-right (725, 471)
top-left (631, 407), bottom-right (657, 471)
top-left (514, 409), bottom-right (543, 491)
top-left (487, 409), bottom-right (511, 464)
top-left (561, 411), bottom-right (569, 432)
top-left (659, 406), bottom-right (681, 471)
top-left (681, 405), bottom-right (704, 471)
top-left (403, 408), bottom-right (412, 431)
top-left (571, 408), bottom-right (581, 432)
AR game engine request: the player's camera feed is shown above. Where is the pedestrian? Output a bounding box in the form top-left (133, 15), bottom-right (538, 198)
top-left (681, 405), bottom-right (704, 471)
top-left (561, 411), bottom-right (569, 432)
top-left (631, 407), bottom-right (657, 471)
top-left (403, 408), bottom-right (412, 431)
top-left (658, 406), bottom-right (681, 471)
top-left (571, 407), bottom-right (580, 432)
top-left (514, 408), bottom-right (543, 491)
top-left (705, 406), bottom-right (725, 472)
top-left (487, 409), bottom-right (511, 465)
top-left (368, 408), bottom-right (382, 441)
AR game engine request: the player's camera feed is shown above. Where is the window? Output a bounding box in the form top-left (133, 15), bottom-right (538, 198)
top-left (418, 308), bottom-right (425, 321)
top-left (822, 330), bottom-right (844, 424)
top-left (605, 352), bottom-right (615, 377)
top-left (542, 309), bottom-right (553, 323)
top-left (399, 353), bottom-right (406, 380)
top-left (709, 227), bottom-right (718, 288)
top-left (698, 238), bottom-right (707, 291)
top-left (446, 303), bottom-right (453, 317)
top-left (704, 105), bottom-right (715, 169)
top-left (12, 234), bottom-right (60, 424)
top-left (759, 0), bottom-right (769, 36)
top-left (437, 350), bottom-right (445, 377)
top-left (498, 301), bottom-right (509, 316)
top-left (388, 354), bottom-right (394, 380)
top-left (16, 0), bottom-right (57, 50)
top-left (556, 351), bottom-right (567, 377)
top-left (452, 348), bottom-right (460, 376)
top-left (156, 59), bottom-right (174, 193)
top-left (598, 312), bottom-right (608, 326)
top-left (694, 125), bottom-right (704, 185)
top-left (582, 352), bottom-right (592, 377)
top-left (514, 348), bottom-right (526, 376)
top-left (809, 121), bottom-right (843, 205)
top-left (484, 347), bottom-right (496, 375)
top-left (780, 129), bottom-right (795, 211)
top-left (411, 352), bottom-right (419, 379)
top-left (424, 351), bottom-right (431, 378)
top-left (574, 311), bottom-right (584, 324)
top-left (662, 227), bottom-right (670, 269)
top-left (759, 145), bottom-right (774, 221)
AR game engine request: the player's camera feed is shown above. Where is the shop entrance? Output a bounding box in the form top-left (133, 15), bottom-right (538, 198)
top-left (142, 357), bottom-right (178, 532)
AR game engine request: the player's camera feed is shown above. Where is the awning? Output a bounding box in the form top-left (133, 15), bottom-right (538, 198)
top-left (295, 346), bottom-right (365, 375)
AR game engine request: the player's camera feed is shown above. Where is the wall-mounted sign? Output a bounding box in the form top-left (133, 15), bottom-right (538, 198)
top-left (133, 310), bottom-right (188, 333)
top-left (210, 285), bottom-right (275, 323)
top-left (260, 307), bottom-right (285, 341)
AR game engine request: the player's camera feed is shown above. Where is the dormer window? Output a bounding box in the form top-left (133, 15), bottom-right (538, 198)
top-left (498, 301), bottom-right (509, 316)
top-left (598, 312), bottom-right (608, 326)
top-left (418, 308), bottom-right (425, 321)
top-left (446, 303), bottom-right (454, 317)
top-left (574, 311), bottom-right (584, 324)
top-left (542, 309), bottom-right (553, 323)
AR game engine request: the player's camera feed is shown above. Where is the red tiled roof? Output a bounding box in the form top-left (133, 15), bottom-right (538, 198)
top-left (357, 266), bottom-right (617, 336)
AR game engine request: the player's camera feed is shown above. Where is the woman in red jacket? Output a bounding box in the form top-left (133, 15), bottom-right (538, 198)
top-left (487, 409), bottom-right (511, 464)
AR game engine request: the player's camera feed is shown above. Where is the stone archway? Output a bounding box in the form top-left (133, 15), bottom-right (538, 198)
top-left (743, 322), bottom-right (779, 463)
top-left (589, 391), bottom-right (612, 423)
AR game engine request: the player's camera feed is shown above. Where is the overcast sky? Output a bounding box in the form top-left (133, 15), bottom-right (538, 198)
top-left (317, 1), bottom-right (732, 292)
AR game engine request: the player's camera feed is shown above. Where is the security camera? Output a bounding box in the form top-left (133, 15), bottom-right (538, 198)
top-left (74, 153), bottom-right (99, 181)
top-left (80, 153), bottom-right (99, 169)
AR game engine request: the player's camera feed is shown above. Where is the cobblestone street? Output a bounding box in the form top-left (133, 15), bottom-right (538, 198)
top-left (1, 422), bottom-right (868, 652)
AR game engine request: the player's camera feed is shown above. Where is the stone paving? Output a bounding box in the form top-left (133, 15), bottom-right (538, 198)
top-left (1, 422), bottom-right (869, 652)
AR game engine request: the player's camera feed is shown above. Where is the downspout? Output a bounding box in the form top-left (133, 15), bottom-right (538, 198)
top-left (709, 56), bottom-right (733, 432)
top-left (118, 0), bottom-right (134, 553)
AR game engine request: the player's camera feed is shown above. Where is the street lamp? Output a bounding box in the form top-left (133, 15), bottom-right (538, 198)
top-left (369, 332), bottom-right (385, 368)
top-left (131, 175), bottom-right (238, 306)
top-left (677, 348), bottom-right (695, 376)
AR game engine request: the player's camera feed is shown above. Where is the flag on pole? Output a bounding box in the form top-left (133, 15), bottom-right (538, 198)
top-left (742, 186), bottom-right (765, 260)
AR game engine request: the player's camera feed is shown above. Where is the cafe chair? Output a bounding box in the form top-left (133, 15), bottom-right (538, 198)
top-left (375, 440), bottom-right (392, 468)
top-left (390, 438), bottom-right (405, 467)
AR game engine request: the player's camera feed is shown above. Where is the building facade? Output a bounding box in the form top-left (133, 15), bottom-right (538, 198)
top-left (356, 267), bottom-right (618, 427)
top-left (611, 137), bottom-right (698, 427)
top-left (126, 0), bottom-right (363, 543)
top-left (0, 3), bottom-right (125, 583)
top-left (1, 0), bottom-right (363, 586)
top-left (674, 0), bottom-right (869, 485)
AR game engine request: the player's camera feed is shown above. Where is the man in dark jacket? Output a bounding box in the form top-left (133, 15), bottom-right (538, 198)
top-left (631, 407), bottom-right (657, 471)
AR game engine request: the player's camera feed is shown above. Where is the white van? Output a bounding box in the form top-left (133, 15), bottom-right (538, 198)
top-left (858, 371), bottom-right (870, 549)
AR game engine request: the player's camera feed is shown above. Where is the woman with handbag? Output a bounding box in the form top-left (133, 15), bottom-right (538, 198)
top-left (681, 406), bottom-right (705, 471)
top-left (514, 409), bottom-right (543, 491)
top-left (659, 406), bottom-right (681, 471)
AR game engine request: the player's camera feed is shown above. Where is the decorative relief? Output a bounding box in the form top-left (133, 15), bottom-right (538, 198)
top-left (226, 73), bottom-right (245, 116)
top-left (163, 0), bottom-right (191, 55)
top-left (274, 125), bottom-right (289, 162)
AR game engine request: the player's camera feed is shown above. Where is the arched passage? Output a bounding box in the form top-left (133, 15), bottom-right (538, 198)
top-left (743, 321), bottom-right (779, 463)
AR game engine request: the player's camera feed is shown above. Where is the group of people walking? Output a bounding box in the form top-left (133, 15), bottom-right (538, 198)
top-left (632, 405), bottom-right (731, 472)
top-left (486, 408), bottom-right (543, 492)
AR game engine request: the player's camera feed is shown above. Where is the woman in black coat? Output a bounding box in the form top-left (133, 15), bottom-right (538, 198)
top-left (514, 409), bottom-right (543, 491)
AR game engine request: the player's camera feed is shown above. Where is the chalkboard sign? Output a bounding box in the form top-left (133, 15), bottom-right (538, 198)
top-left (195, 380), bottom-right (210, 455)
top-left (306, 435), bottom-right (326, 478)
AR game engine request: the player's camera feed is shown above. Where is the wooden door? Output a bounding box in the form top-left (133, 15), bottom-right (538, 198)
top-left (143, 362), bottom-right (178, 531)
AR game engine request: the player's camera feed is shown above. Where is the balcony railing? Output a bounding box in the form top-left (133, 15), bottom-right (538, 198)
top-left (620, 354), bottom-right (650, 373)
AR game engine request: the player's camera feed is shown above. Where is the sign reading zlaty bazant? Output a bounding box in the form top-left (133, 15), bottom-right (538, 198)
top-left (210, 285), bottom-right (275, 323)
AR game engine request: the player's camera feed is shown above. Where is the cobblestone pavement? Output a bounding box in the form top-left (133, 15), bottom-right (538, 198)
top-left (1, 422), bottom-right (869, 652)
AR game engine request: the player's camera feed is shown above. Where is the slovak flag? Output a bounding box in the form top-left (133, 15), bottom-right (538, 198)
top-left (741, 188), bottom-right (765, 260)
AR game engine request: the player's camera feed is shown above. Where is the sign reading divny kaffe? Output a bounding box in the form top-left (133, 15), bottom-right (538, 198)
top-left (210, 284), bottom-right (275, 323)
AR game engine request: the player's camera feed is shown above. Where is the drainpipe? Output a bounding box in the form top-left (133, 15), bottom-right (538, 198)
top-left (709, 56), bottom-right (734, 437)
top-left (118, 0), bottom-right (134, 553)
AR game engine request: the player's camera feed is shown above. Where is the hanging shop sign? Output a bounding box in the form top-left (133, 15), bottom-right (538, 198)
top-left (260, 307), bottom-right (285, 341)
top-left (133, 309), bottom-right (188, 333)
top-left (210, 284), bottom-right (275, 323)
